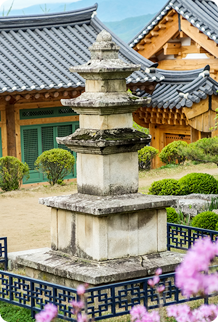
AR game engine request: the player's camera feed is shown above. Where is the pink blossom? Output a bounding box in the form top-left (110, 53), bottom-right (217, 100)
top-left (175, 237), bottom-right (218, 297)
top-left (77, 285), bottom-right (86, 296)
top-left (130, 305), bottom-right (160, 322)
top-left (35, 303), bottom-right (58, 322)
top-left (130, 304), bottom-right (147, 321)
top-left (155, 268), bottom-right (162, 276)
top-left (157, 285), bottom-right (165, 293)
top-left (70, 300), bottom-right (84, 315)
top-left (148, 279), bottom-right (155, 287)
top-left (77, 314), bottom-right (88, 322)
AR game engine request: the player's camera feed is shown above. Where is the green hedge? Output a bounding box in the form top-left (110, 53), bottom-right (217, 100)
top-left (159, 140), bottom-right (188, 165)
top-left (149, 173), bottom-right (218, 196)
top-left (138, 146), bottom-right (158, 170)
top-left (166, 207), bottom-right (179, 223)
top-left (149, 178), bottom-right (187, 195)
top-left (191, 211), bottom-right (218, 231)
top-left (179, 173), bottom-right (218, 194)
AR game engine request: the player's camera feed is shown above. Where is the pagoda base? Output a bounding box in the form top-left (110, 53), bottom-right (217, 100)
top-left (39, 193), bottom-right (177, 261)
top-left (8, 248), bottom-right (184, 287)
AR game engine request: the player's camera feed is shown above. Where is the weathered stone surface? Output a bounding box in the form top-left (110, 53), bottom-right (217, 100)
top-left (61, 92), bottom-right (150, 115)
top-left (175, 194), bottom-right (218, 216)
top-left (76, 152), bottom-right (139, 195)
top-left (79, 113), bottom-right (133, 130)
top-left (39, 193), bottom-right (177, 215)
top-left (49, 208), bottom-right (168, 260)
top-left (8, 248), bottom-right (184, 286)
top-left (57, 128), bottom-right (151, 155)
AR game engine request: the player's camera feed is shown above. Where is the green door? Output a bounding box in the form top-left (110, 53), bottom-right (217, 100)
top-left (21, 122), bottom-right (79, 184)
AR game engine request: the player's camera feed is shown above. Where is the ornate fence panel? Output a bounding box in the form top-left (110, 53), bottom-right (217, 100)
top-left (167, 223), bottom-right (218, 251)
top-left (0, 237), bottom-right (7, 270)
top-left (0, 270), bottom-right (209, 320)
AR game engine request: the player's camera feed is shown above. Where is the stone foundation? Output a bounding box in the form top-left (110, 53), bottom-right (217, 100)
top-left (8, 248), bottom-right (184, 287)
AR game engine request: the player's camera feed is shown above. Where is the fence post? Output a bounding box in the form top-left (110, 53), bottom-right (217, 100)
top-left (30, 281), bottom-right (36, 319)
top-left (4, 238), bottom-right (8, 271)
top-left (167, 224), bottom-right (171, 251)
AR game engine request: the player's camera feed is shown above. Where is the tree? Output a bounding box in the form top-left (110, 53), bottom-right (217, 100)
top-left (181, 137), bottom-right (218, 166)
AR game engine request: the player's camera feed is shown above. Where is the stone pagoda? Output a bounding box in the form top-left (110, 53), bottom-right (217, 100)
top-left (10, 30), bottom-right (182, 287)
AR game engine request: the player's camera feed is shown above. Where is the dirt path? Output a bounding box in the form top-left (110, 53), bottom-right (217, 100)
top-left (0, 163), bottom-right (217, 253)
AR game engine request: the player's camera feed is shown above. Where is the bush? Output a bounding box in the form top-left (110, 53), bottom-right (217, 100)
top-left (166, 207), bottom-right (179, 223)
top-left (0, 156), bottom-right (29, 191)
top-left (191, 211), bottom-right (218, 230)
top-left (159, 140), bottom-right (188, 164)
top-left (149, 178), bottom-right (187, 195)
top-left (35, 149), bottom-right (75, 185)
top-left (181, 137), bottom-right (218, 166)
top-left (179, 173), bottom-right (218, 194)
top-left (138, 146), bottom-right (158, 170)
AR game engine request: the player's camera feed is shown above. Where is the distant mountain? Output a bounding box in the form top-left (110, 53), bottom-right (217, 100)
top-left (104, 13), bottom-right (156, 43)
top-left (9, 0), bottom-right (165, 21)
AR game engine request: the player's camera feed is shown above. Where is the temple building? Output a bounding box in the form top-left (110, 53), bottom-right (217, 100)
top-left (0, 2), bottom-right (218, 180)
top-left (130, 0), bottom-right (218, 167)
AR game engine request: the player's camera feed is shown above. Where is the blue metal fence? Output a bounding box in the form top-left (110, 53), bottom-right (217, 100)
top-left (167, 223), bottom-right (218, 251)
top-left (0, 237), bottom-right (7, 270)
top-left (0, 270), bottom-right (210, 320)
top-left (0, 225), bottom-right (218, 320)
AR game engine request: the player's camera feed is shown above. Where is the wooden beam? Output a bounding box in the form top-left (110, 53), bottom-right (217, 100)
top-left (136, 44), bottom-right (145, 51)
top-left (44, 93), bottom-right (50, 99)
top-left (35, 93), bottom-right (40, 99)
top-left (6, 104), bottom-right (16, 157)
top-left (63, 91), bottom-right (69, 97)
top-left (163, 42), bottom-right (181, 55)
top-left (158, 24), bottom-right (166, 30)
top-left (53, 92), bottom-right (59, 98)
top-left (25, 94), bottom-right (31, 100)
top-left (135, 13), bottom-right (179, 59)
top-left (181, 18), bottom-right (218, 58)
top-left (151, 31), bottom-right (159, 37)
top-left (142, 38), bottom-right (151, 44)
top-left (5, 95), bottom-right (11, 102)
top-left (157, 58), bottom-right (218, 73)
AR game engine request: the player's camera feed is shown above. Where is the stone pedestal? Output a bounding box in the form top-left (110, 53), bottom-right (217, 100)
top-left (39, 193), bottom-right (176, 261)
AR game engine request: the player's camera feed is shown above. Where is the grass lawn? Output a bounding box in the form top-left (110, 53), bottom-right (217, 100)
top-left (0, 301), bottom-right (33, 322)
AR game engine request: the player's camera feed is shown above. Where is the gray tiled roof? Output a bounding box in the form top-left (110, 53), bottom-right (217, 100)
top-left (129, 0), bottom-right (218, 47)
top-left (0, 4), bottom-right (164, 94)
top-left (136, 67), bottom-right (218, 109)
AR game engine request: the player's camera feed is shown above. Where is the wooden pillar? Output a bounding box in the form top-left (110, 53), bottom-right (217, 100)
top-left (190, 127), bottom-right (201, 143)
top-left (6, 104), bottom-right (17, 157)
top-left (149, 123), bottom-right (163, 168)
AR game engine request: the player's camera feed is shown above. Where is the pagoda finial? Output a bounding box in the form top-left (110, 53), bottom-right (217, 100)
top-left (96, 30), bottom-right (112, 42)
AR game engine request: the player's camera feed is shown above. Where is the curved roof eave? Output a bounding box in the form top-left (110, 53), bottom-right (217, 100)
top-left (129, 0), bottom-right (218, 48)
top-left (0, 3), bottom-right (98, 30)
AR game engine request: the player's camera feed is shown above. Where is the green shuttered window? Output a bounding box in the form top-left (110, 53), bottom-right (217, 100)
top-left (21, 122), bottom-right (79, 184)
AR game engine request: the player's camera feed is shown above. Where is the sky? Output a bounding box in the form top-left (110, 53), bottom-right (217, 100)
top-left (0, 0), bottom-right (217, 11)
top-left (0, 0), bottom-right (80, 9)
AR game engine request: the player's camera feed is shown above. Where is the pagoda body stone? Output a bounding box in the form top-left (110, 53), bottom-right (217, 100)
top-left (58, 30), bottom-right (151, 196)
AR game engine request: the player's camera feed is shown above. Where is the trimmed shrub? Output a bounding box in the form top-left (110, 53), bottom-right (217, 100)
top-left (166, 207), bottom-right (179, 223)
top-left (0, 156), bottom-right (29, 191)
top-left (179, 173), bottom-right (218, 194)
top-left (138, 146), bottom-right (159, 170)
top-left (148, 178), bottom-right (187, 195)
top-left (159, 140), bottom-right (188, 164)
top-left (191, 211), bottom-right (218, 230)
top-left (35, 148), bottom-right (75, 186)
